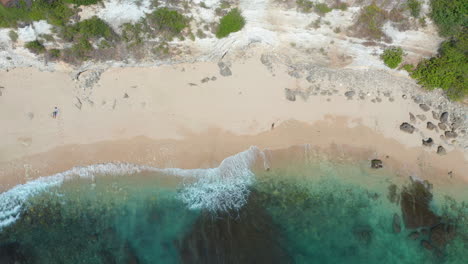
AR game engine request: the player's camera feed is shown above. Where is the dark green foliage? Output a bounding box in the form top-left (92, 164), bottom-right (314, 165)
top-left (48, 48), bottom-right (61, 58)
top-left (381, 47), bottom-right (404, 69)
top-left (411, 32), bottom-right (468, 100)
top-left (216, 8), bottom-right (245, 38)
top-left (407, 0), bottom-right (421, 18)
top-left (0, 0), bottom-right (74, 28)
top-left (334, 2), bottom-right (348, 11)
top-left (148, 7), bottom-right (188, 34)
top-left (8, 30), bottom-right (18, 42)
top-left (69, 38), bottom-right (93, 60)
top-left (66, 0), bottom-right (101, 5)
top-left (24, 40), bottom-right (45, 54)
top-left (62, 16), bottom-right (114, 41)
top-left (402, 64), bottom-right (414, 72)
top-left (356, 3), bottom-right (387, 40)
top-left (430, 0), bottom-right (467, 37)
top-left (315, 3), bottom-right (332, 15)
top-left (121, 22), bottom-right (145, 46)
top-left (296, 0), bottom-right (314, 13)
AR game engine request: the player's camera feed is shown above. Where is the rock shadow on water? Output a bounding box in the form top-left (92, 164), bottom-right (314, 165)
top-left (177, 191), bottom-right (292, 264)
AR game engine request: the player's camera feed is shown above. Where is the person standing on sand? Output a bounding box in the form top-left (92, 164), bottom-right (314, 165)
top-left (52, 107), bottom-right (59, 119)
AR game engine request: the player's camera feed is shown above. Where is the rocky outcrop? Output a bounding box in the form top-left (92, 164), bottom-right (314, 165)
top-left (400, 123), bottom-right (415, 134)
top-left (352, 226), bottom-right (373, 245)
top-left (416, 115), bottom-right (426, 121)
top-left (400, 181), bottom-right (439, 229)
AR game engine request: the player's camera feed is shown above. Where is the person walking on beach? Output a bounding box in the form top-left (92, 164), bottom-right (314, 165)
top-left (52, 107), bottom-right (59, 119)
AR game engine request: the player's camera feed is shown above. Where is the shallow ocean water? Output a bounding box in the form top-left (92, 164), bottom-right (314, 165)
top-left (0, 154), bottom-right (467, 263)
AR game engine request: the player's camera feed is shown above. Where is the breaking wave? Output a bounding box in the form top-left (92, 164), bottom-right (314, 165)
top-left (0, 146), bottom-right (263, 230)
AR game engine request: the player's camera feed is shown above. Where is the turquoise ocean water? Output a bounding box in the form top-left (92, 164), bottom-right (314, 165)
top-left (0, 147), bottom-right (467, 263)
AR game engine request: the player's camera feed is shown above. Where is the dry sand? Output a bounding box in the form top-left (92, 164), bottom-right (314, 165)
top-left (0, 53), bottom-right (467, 192)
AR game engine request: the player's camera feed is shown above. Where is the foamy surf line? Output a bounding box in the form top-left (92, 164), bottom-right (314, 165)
top-left (0, 146), bottom-right (263, 230)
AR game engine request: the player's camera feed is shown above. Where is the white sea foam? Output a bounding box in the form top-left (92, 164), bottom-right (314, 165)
top-left (0, 146), bottom-right (263, 230)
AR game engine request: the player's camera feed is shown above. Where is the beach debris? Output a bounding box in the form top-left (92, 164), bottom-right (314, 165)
top-left (123, 93), bottom-right (129, 99)
top-left (400, 180), bottom-right (439, 229)
top-left (218, 61), bottom-right (232, 77)
top-left (400, 123), bottom-right (415, 134)
top-left (419, 104), bottom-right (430, 112)
top-left (376, 97), bottom-right (382, 102)
top-left (409, 113), bottom-right (416, 123)
top-left (393, 213), bottom-right (401, 233)
top-left (387, 184), bottom-right (399, 204)
top-left (371, 159), bottom-right (383, 169)
top-left (74, 97), bottom-right (82, 110)
top-left (437, 146), bottom-right (446, 155)
top-left (439, 112), bottom-right (449, 123)
top-left (408, 231), bottom-right (420, 240)
top-left (422, 138), bottom-right (433, 147)
top-left (416, 114), bottom-right (426, 121)
top-left (201, 77), bottom-right (210, 83)
top-left (444, 131), bottom-right (457, 138)
top-left (285, 88), bottom-right (296, 101)
top-left (438, 123), bottom-right (448, 130)
top-left (426, 122), bottom-right (436, 130)
top-left (344, 90), bottom-right (355, 99)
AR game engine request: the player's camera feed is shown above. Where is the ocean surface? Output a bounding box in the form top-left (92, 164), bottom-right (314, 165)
top-left (0, 147), bottom-right (467, 263)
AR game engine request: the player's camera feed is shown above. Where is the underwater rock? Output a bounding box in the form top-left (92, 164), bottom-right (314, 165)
top-left (438, 123), bottom-right (448, 130)
top-left (218, 62), bottom-right (232, 77)
top-left (408, 231), bottom-right (420, 240)
top-left (178, 192), bottom-right (292, 264)
top-left (430, 224), bottom-right (456, 249)
top-left (345, 91), bottom-right (355, 98)
top-left (393, 213), bottom-right (401, 233)
top-left (421, 240), bottom-right (434, 251)
top-left (400, 123), bottom-right (415, 134)
top-left (387, 184), bottom-right (399, 204)
top-left (352, 226), bottom-right (373, 245)
top-left (0, 242), bottom-right (25, 264)
top-left (400, 181), bottom-right (439, 229)
top-left (371, 159), bottom-right (383, 169)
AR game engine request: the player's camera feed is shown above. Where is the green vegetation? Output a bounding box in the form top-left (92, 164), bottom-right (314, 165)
top-left (67, 0), bottom-right (101, 5)
top-left (216, 8), bottom-right (245, 38)
top-left (314, 3), bottom-right (332, 15)
top-left (8, 30), bottom-right (18, 42)
top-left (411, 32), bottom-right (467, 100)
top-left (69, 38), bottom-right (93, 60)
top-left (402, 64), bottom-right (414, 72)
top-left (430, 0), bottom-right (467, 37)
top-left (333, 2), bottom-right (348, 11)
top-left (0, 0), bottom-right (74, 28)
top-left (356, 3), bottom-right (387, 40)
top-left (25, 40), bottom-right (46, 54)
top-left (380, 47), bottom-right (404, 69)
top-left (62, 16), bottom-right (115, 41)
top-left (407, 0), bottom-right (421, 18)
top-left (296, 0), bottom-right (314, 13)
top-left (48, 48), bottom-right (61, 59)
top-left (148, 8), bottom-right (188, 35)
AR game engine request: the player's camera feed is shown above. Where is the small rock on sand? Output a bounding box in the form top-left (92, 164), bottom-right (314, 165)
top-left (445, 131), bottom-right (458, 138)
top-left (400, 123), bottom-right (415, 134)
top-left (437, 146), bottom-right (446, 155)
top-left (371, 159), bottom-right (383, 169)
top-left (432, 111), bottom-right (439, 120)
top-left (285, 88), bottom-right (296, 101)
top-left (419, 104), bottom-right (430, 112)
top-left (422, 138), bottom-right (433, 147)
top-left (438, 123), bottom-right (448, 130)
top-left (416, 115), bottom-right (426, 121)
top-left (344, 91), bottom-right (355, 98)
top-left (201, 77), bottom-right (210, 83)
top-left (393, 214), bottom-right (401, 233)
top-left (409, 113), bottom-right (416, 123)
top-left (427, 122), bottom-right (436, 130)
top-left (440, 112), bottom-right (449, 123)
top-left (218, 61), bottom-right (232, 77)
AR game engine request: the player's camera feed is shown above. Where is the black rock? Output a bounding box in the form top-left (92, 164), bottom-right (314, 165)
top-left (437, 146), bottom-right (446, 155)
top-left (422, 138), bottom-right (433, 147)
top-left (400, 123), bottom-right (415, 134)
top-left (400, 181), bottom-right (439, 229)
top-left (419, 104), bottom-right (430, 112)
top-left (431, 111), bottom-right (439, 120)
top-left (445, 131), bottom-right (458, 138)
top-left (440, 112), bottom-right (449, 123)
top-left (371, 159), bottom-right (383, 169)
top-left (393, 213), bottom-right (402, 233)
top-left (427, 122), bottom-right (436, 130)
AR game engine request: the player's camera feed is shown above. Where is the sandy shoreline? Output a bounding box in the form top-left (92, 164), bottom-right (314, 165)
top-left (0, 53), bottom-right (467, 192)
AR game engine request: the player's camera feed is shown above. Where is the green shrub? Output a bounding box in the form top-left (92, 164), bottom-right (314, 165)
top-left (8, 30), bottom-right (18, 42)
top-left (430, 0), bottom-right (467, 37)
top-left (70, 38), bottom-right (93, 60)
top-left (121, 22), bottom-right (144, 45)
top-left (334, 2), bottom-right (348, 11)
top-left (356, 3), bottom-right (387, 40)
top-left (25, 40), bottom-right (46, 54)
top-left (411, 32), bottom-right (467, 100)
top-left (315, 3), bottom-right (332, 15)
top-left (67, 0), bottom-right (102, 5)
top-left (216, 8), bottom-right (245, 38)
top-left (48, 48), bottom-right (61, 59)
top-left (296, 0), bottom-right (314, 13)
top-left (402, 64), bottom-right (414, 72)
top-left (381, 47), bottom-right (404, 69)
top-left (407, 0), bottom-right (421, 18)
top-left (148, 8), bottom-right (188, 34)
